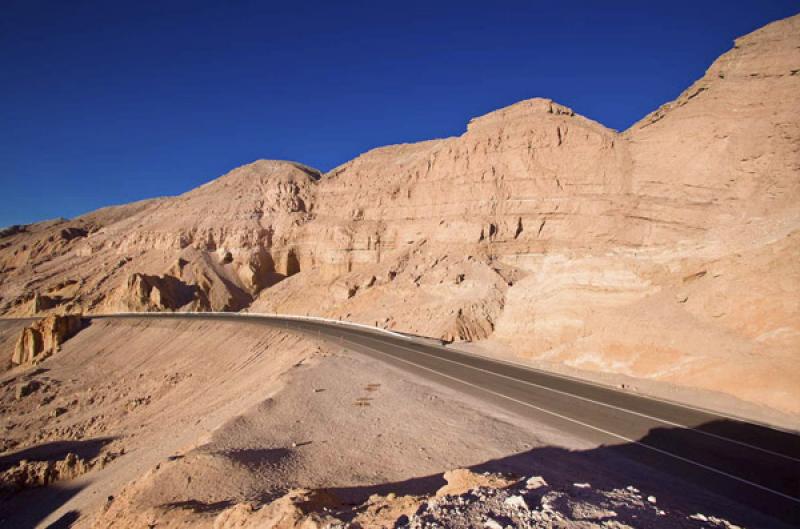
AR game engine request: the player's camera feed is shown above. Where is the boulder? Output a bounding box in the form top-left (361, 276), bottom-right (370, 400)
top-left (436, 469), bottom-right (518, 497)
top-left (12, 314), bottom-right (83, 365)
top-left (110, 273), bottom-right (209, 312)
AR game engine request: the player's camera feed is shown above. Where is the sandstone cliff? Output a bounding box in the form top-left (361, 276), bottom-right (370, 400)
top-left (0, 160), bottom-right (318, 315)
top-left (0, 15), bottom-right (797, 414)
top-left (258, 14), bottom-right (800, 415)
top-left (12, 314), bottom-right (83, 366)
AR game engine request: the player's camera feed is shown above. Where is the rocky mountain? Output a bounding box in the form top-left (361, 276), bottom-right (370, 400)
top-left (0, 160), bottom-right (317, 315)
top-left (1, 15), bottom-right (798, 415)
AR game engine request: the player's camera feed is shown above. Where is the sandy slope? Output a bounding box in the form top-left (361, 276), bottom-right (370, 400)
top-left (1, 319), bottom-right (311, 527)
top-left (0, 319), bottom-right (786, 528)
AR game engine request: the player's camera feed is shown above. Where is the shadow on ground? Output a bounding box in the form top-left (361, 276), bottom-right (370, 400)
top-left (0, 438), bottom-right (114, 473)
top-left (1, 423), bottom-right (797, 528)
top-left (0, 437), bottom-right (114, 529)
top-left (327, 419), bottom-right (798, 528)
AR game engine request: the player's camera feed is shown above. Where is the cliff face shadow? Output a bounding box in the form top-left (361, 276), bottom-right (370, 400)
top-left (0, 437), bottom-right (114, 472)
top-left (210, 447), bottom-right (294, 471)
top-left (690, 418), bottom-right (800, 455)
top-left (0, 423), bottom-right (796, 528)
top-left (45, 509), bottom-right (79, 529)
top-left (327, 419), bottom-right (799, 528)
top-left (159, 499), bottom-right (235, 514)
top-left (0, 437), bottom-right (114, 528)
top-left (0, 484), bottom-right (85, 529)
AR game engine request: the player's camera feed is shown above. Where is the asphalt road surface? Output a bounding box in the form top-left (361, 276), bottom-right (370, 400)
top-left (10, 313), bottom-right (800, 523)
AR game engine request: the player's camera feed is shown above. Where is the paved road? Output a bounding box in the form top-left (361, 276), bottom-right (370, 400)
top-left (9, 313), bottom-right (800, 523)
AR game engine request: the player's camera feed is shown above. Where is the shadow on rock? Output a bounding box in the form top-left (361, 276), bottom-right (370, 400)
top-left (45, 509), bottom-right (80, 529)
top-left (0, 437), bottom-right (115, 472)
top-left (0, 437), bottom-right (116, 528)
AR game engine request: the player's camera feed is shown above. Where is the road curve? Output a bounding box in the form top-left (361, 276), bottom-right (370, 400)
top-left (10, 312), bottom-right (800, 523)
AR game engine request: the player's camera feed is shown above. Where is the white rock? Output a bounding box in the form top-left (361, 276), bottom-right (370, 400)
top-left (525, 476), bottom-right (548, 490)
top-left (484, 518), bottom-right (503, 529)
top-left (647, 495), bottom-right (657, 503)
top-left (573, 482), bottom-right (591, 489)
top-left (503, 495), bottom-right (528, 510)
top-left (690, 513), bottom-right (708, 522)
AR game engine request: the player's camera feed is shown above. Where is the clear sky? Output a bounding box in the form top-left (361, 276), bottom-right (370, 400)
top-left (1, 1), bottom-right (797, 227)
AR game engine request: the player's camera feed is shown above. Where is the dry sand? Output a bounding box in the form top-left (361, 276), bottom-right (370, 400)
top-left (0, 319), bottom-right (785, 528)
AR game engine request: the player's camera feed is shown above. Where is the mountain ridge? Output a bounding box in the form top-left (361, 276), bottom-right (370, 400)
top-left (1, 13), bottom-right (798, 417)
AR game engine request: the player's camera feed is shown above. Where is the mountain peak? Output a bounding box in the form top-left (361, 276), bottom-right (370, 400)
top-left (466, 98), bottom-right (576, 132)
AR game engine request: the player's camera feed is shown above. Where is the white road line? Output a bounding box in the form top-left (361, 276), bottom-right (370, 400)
top-left (37, 313), bottom-right (800, 463)
top-left (11, 313), bottom-right (799, 501)
top-left (98, 312), bottom-right (800, 462)
top-left (349, 331), bottom-right (800, 464)
top-left (252, 312), bottom-right (796, 437)
top-left (67, 312), bottom-right (800, 434)
top-left (342, 336), bottom-right (800, 504)
top-left (442, 341), bottom-right (792, 432)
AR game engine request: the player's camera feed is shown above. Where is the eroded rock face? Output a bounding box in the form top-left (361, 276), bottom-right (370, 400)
top-left (252, 15), bottom-right (800, 414)
top-left (0, 161), bottom-right (318, 316)
top-left (12, 314), bottom-right (84, 365)
top-left (0, 16), bottom-right (798, 413)
top-left (107, 273), bottom-right (210, 313)
top-left (0, 452), bottom-right (90, 496)
top-left (12, 328), bottom-right (42, 366)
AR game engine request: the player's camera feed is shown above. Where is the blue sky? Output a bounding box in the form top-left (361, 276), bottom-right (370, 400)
top-left (1, 0), bottom-right (797, 227)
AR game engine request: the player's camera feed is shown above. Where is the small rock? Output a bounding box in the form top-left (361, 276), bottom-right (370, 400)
top-left (484, 518), bottom-right (503, 529)
top-left (126, 396), bottom-right (150, 411)
top-left (690, 513), bottom-right (708, 522)
top-left (50, 407), bottom-right (67, 418)
top-left (647, 495), bottom-right (657, 503)
top-left (503, 495), bottom-right (528, 510)
top-left (573, 482), bottom-right (591, 489)
top-left (525, 476), bottom-right (548, 490)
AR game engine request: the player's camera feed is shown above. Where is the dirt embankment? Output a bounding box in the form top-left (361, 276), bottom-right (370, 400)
top-left (0, 318), bottom-right (786, 528)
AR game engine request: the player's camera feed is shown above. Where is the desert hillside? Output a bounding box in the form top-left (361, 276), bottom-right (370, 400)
top-left (1, 15), bottom-right (798, 415)
top-left (0, 318), bottom-right (782, 528)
